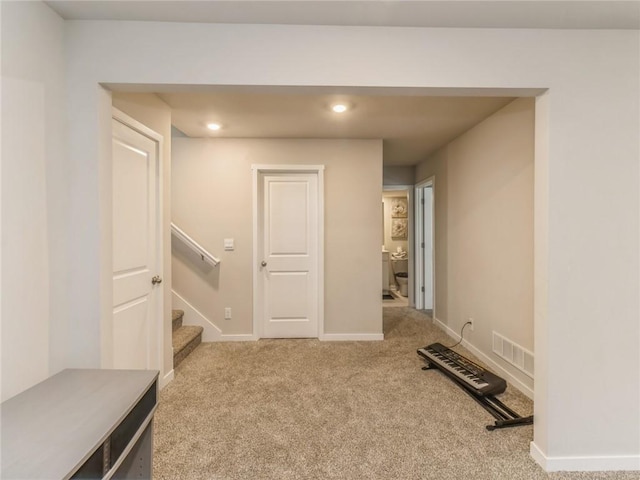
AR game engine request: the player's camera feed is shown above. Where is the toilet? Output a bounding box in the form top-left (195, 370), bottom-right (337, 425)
top-left (395, 272), bottom-right (409, 297)
top-left (391, 258), bottom-right (409, 297)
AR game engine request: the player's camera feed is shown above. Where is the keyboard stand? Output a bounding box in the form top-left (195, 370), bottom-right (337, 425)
top-left (422, 363), bottom-right (533, 431)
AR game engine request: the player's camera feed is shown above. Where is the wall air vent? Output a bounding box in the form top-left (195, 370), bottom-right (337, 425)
top-left (492, 332), bottom-right (534, 379)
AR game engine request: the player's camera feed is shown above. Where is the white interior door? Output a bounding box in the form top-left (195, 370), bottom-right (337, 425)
top-left (259, 172), bottom-right (319, 338)
top-left (423, 185), bottom-right (434, 309)
top-left (414, 181), bottom-right (434, 311)
top-left (112, 116), bottom-right (161, 370)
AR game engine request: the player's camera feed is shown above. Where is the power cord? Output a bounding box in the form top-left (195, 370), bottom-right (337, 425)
top-left (445, 321), bottom-right (472, 349)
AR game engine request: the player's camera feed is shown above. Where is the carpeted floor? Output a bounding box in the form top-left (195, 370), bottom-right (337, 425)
top-left (153, 308), bottom-right (638, 479)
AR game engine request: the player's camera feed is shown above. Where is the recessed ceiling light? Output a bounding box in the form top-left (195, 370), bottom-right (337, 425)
top-left (331, 103), bottom-right (349, 113)
top-left (206, 122), bottom-right (222, 131)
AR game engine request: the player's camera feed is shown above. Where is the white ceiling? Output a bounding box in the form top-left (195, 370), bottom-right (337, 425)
top-left (46, 1), bottom-right (640, 30)
top-left (158, 88), bottom-right (516, 166)
top-left (53, 1), bottom-right (637, 166)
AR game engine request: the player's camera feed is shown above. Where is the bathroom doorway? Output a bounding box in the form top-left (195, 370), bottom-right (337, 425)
top-left (414, 178), bottom-right (434, 314)
top-left (382, 187), bottom-right (413, 308)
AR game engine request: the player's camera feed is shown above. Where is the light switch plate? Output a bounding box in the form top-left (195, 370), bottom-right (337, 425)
top-left (224, 238), bottom-right (234, 251)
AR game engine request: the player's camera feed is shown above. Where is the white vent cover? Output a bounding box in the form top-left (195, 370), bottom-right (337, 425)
top-left (492, 332), bottom-right (534, 378)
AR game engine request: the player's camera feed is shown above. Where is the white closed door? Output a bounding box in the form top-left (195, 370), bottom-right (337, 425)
top-left (259, 173), bottom-right (319, 338)
top-left (423, 186), bottom-right (434, 309)
top-left (415, 182), bottom-right (434, 311)
top-left (112, 116), bottom-right (161, 370)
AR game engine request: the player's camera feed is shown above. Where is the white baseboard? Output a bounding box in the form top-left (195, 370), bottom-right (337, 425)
top-left (173, 290), bottom-right (383, 342)
top-left (172, 290), bottom-right (258, 341)
top-left (531, 442), bottom-right (640, 472)
top-left (320, 333), bottom-right (384, 341)
top-left (172, 289), bottom-right (223, 341)
top-left (160, 369), bottom-right (174, 389)
top-left (530, 442), bottom-right (546, 469)
top-left (219, 334), bottom-right (258, 341)
top-left (432, 317), bottom-right (533, 399)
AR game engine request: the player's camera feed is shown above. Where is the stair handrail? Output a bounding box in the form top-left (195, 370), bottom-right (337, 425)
top-left (171, 222), bottom-right (220, 267)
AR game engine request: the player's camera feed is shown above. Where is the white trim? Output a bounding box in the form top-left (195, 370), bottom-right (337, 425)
top-left (113, 108), bottom-right (163, 144)
top-left (252, 168), bottom-right (260, 337)
top-left (317, 168), bottom-right (325, 339)
top-left (414, 176), bottom-right (435, 313)
top-left (320, 333), bottom-right (384, 341)
top-left (530, 442), bottom-right (640, 472)
top-left (252, 164), bottom-right (326, 173)
top-left (219, 334), bottom-right (259, 342)
top-left (414, 183), bottom-right (424, 309)
top-left (159, 369), bottom-right (174, 390)
top-left (111, 108), bottom-right (166, 381)
top-left (172, 290), bottom-right (259, 342)
top-left (252, 164), bottom-right (325, 340)
top-left (432, 317), bottom-right (534, 399)
top-left (530, 442), bottom-right (547, 470)
top-left (172, 290), bottom-right (222, 341)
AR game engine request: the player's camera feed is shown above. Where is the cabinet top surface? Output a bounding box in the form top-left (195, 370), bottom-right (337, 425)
top-left (1, 368), bottom-right (158, 479)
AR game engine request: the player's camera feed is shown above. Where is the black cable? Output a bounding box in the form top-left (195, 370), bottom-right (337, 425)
top-left (445, 321), bottom-right (472, 349)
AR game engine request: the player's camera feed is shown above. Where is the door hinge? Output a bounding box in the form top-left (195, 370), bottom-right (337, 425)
top-left (421, 286), bottom-right (425, 292)
top-left (421, 242), bottom-right (425, 249)
top-left (421, 198), bottom-right (425, 205)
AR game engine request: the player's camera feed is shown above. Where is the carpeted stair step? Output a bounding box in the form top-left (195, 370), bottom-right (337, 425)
top-left (172, 309), bottom-right (184, 332)
top-left (172, 325), bottom-right (203, 367)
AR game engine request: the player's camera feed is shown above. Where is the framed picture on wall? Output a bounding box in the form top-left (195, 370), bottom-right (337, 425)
top-left (391, 197), bottom-right (408, 218)
top-left (391, 218), bottom-right (408, 239)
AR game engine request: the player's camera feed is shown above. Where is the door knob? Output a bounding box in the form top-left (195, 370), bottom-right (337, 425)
top-left (261, 261), bottom-right (267, 267)
top-left (151, 275), bottom-right (163, 285)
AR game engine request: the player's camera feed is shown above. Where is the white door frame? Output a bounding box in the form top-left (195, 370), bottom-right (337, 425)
top-left (383, 185), bottom-right (414, 307)
top-left (414, 177), bottom-right (435, 313)
top-left (252, 165), bottom-right (325, 339)
top-left (111, 107), bottom-right (164, 372)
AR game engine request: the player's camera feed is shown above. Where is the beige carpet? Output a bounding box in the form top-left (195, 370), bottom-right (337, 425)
top-left (154, 308), bottom-right (637, 479)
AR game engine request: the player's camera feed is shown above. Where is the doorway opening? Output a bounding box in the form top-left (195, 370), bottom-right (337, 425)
top-left (382, 186), bottom-right (413, 308)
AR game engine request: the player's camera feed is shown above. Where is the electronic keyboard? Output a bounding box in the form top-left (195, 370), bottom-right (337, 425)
top-left (417, 342), bottom-right (506, 397)
top-left (417, 342), bottom-right (532, 430)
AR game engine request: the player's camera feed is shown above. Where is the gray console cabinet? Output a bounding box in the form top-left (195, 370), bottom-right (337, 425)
top-left (1, 369), bottom-right (158, 479)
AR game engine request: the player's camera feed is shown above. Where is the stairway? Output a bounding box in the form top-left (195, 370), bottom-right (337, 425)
top-left (172, 309), bottom-right (203, 367)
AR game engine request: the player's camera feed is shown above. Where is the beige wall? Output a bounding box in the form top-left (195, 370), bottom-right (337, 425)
top-left (416, 97), bottom-right (535, 390)
top-left (383, 166), bottom-right (415, 186)
top-left (172, 138), bottom-right (383, 337)
top-left (111, 93), bottom-right (174, 378)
